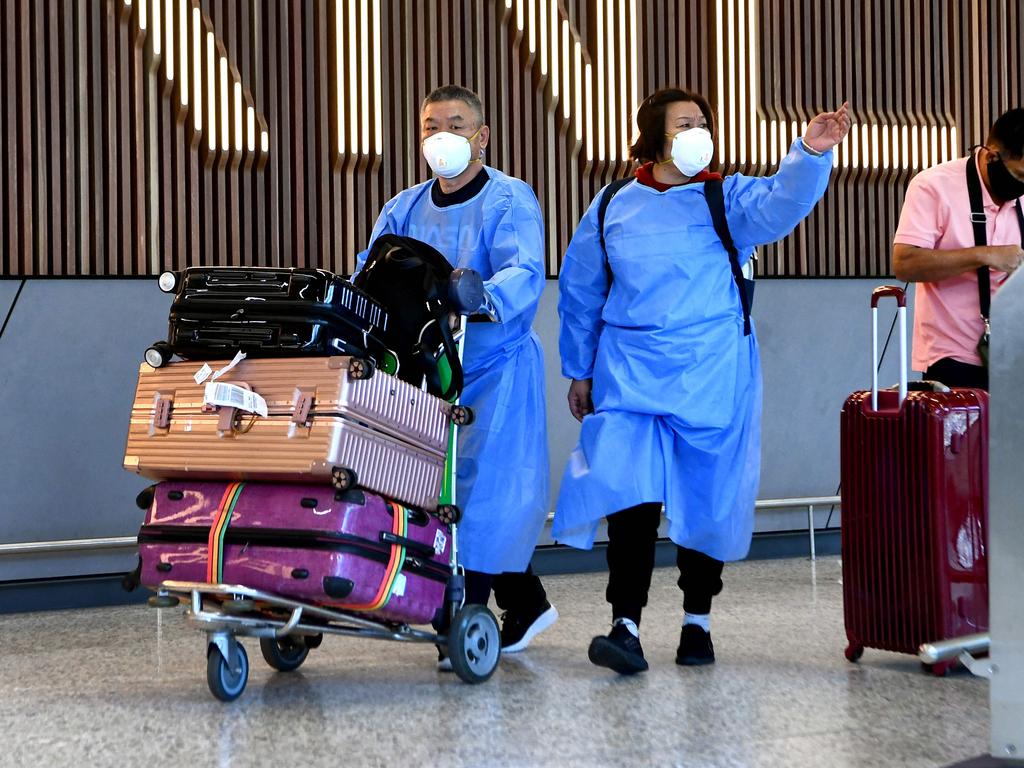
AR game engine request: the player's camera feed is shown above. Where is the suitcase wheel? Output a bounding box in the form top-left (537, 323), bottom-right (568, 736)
top-left (147, 593), bottom-right (179, 609)
top-left (447, 604), bottom-right (500, 685)
top-left (348, 357), bottom-right (376, 380)
top-left (331, 467), bottom-right (358, 491)
top-left (144, 341), bottom-right (173, 369)
top-left (207, 640), bottom-right (249, 702)
top-left (921, 661), bottom-right (953, 677)
top-left (259, 636), bottom-right (310, 673)
top-left (435, 504), bottom-right (462, 526)
top-left (449, 406), bottom-right (475, 427)
top-left (844, 644), bottom-right (864, 663)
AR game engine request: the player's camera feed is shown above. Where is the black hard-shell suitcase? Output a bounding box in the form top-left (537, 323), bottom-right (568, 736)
top-left (145, 267), bottom-right (391, 367)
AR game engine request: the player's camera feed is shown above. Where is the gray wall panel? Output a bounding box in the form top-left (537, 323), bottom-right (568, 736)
top-left (0, 278), bottom-right (915, 578)
top-left (0, 281), bottom-right (22, 329)
top-left (0, 281), bottom-right (171, 579)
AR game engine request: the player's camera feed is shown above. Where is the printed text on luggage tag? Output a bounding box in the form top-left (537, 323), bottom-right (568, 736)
top-left (203, 382), bottom-right (269, 417)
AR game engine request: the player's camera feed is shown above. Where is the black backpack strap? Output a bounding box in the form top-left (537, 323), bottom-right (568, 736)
top-left (597, 178), bottom-right (634, 256)
top-left (704, 179), bottom-right (752, 336)
top-left (966, 154), bottom-right (991, 324)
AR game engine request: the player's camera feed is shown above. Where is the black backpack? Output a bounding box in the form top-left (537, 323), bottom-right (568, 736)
top-left (597, 177), bottom-right (754, 335)
top-left (353, 234), bottom-right (463, 400)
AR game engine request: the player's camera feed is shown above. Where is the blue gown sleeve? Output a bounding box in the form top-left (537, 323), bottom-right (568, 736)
top-left (558, 195), bottom-right (608, 380)
top-left (724, 139), bottom-right (835, 251)
top-left (482, 183), bottom-right (546, 323)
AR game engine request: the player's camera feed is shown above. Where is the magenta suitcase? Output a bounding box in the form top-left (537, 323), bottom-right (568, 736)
top-left (840, 286), bottom-right (989, 674)
top-left (137, 481), bottom-right (452, 626)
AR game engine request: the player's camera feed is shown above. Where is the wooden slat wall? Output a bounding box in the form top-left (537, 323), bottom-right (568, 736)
top-left (1, 0), bottom-right (1022, 278)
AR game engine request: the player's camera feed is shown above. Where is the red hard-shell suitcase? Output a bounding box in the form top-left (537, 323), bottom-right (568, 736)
top-left (840, 286), bottom-right (989, 675)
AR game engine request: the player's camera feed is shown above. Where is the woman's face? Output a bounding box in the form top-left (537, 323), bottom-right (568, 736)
top-left (662, 101), bottom-right (709, 161)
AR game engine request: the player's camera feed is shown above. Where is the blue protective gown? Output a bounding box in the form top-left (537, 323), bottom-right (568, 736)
top-left (554, 140), bottom-right (834, 562)
top-left (356, 167), bottom-right (550, 574)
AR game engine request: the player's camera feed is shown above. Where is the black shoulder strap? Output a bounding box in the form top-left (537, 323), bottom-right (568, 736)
top-left (597, 178), bottom-right (634, 256)
top-left (966, 153), bottom-right (991, 323)
top-left (704, 179), bottom-right (752, 336)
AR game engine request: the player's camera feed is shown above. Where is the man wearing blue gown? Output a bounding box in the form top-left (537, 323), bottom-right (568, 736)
top-left (357, 85), bottom-right (557, 663)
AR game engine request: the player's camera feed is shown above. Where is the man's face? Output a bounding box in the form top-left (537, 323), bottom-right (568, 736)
top-left (421, 100), bottom-right (489, 157)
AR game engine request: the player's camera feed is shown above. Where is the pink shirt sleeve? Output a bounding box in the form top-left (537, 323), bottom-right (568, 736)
top-left (893, 174), bottom-right (946, 249)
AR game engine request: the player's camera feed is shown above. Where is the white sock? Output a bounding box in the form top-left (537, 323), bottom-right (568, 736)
top-left (683, 612), bottom-right (710, 632)
top-left (612, 617), bottom-right (640, 638)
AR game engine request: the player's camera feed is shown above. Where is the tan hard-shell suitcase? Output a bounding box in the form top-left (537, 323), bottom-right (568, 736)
top-left (123, 357), bottom-right (451, 510)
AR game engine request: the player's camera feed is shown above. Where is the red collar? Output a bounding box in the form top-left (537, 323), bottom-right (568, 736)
top-left (635, 162), bottom-right (723, 192)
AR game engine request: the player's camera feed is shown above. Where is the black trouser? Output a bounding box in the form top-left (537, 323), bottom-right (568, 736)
top-left (924, 357), bottom-right (988, 391)
top-left (605, 502), bottom-right (724, 626)
top-left (464, 565), bottom-right (547, 613)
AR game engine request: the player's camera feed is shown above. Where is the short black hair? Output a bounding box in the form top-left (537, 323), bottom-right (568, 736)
top-left (987, 108), bottom-right (1024, 160)
top-left (421, 85), bottom-right (485, 126)
top-left (629, 88), bottom-right (716, 165)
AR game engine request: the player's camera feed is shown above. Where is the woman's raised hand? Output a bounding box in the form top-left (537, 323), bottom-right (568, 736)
top-left (803, 102), bottom-right (851, 154)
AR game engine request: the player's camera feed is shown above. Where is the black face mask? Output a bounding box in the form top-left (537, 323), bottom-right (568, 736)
top-left (985, 151), bottom-right (1024, 202)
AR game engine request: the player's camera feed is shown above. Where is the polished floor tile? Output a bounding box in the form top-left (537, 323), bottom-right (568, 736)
top-left (0, 557), bottom-right (989, 768)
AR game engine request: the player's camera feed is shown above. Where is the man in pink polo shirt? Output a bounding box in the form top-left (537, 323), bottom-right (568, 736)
top-left (893, 109), bottom-right (1024, 389)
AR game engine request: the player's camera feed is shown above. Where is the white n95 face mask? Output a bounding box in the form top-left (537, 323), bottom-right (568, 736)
top-left (665, 127), bottom-right (714, 177)
top-left (422, 130), bottom-right (480, 179)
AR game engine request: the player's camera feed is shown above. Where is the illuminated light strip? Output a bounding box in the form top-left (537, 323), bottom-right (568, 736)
top-left (562, 21), bottom-right (570, 118)
top-left (748, 0), bottom-right (757, 164)
top-left (219, 56), bottom-right (229, 151)
top-left (247, 106), bottom-right (255, 152)
top-left (539, 0), bottom-right (547, 75)
top-left (206, 32), bottom-right (216, 151)
top-left (192, 8), bottom-right (201, 131)
top-left (727, 0), bottom-right (736, 164)
top-left (335, 0), bottom-right (345, 155)
top-left (737, 0), bottom-right (746, 164)
top-left (165, 0), bottom-right (173, 81)
top-left (140, 0), bottom-right (147, 31)
top-left (574, 41), bottom-right (583, 141)
top-left (528, 0), bottom-right (536, 54)
top-left (550, 0), bottom-right (558, 97)
top-left (516, 0), bottom-right (524, 31)
top-left (716, 0), bottom-right (725, 164)
top-left (618, 0), bottom-right (627, 158)
top-left (360, 0), bottom-right (370, 156)
top-left (233, 81), bottom-right (242, 151)
top-left (629, 0), bottom-right (638, 142)
top-left (347, 0), bottom-right (358, 155)
top-left (606, 0), bottom-right (616, 162)
top-left (153, 0), bottom-right (161, 56)
top-left (585, 62), bottom-right (594, 161)
top-left (178, 0), bottom-right (188, 106)
top-left (373, 0), bottom-right (382, 155)
top-left (596, 1), bottom-right (605, 161)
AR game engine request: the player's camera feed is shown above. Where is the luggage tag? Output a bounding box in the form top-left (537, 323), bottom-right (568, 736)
top-left (204, 381), bottom-right (269, 431)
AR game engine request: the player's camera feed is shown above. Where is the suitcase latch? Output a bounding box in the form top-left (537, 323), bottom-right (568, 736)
top-left (153, 396), bottom-right (173, 430)
top-left (291, 390), bottom-right (314, 426)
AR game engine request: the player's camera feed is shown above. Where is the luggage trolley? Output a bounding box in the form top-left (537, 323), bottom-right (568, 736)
top-left (144, 269), bottom-right (499, 701)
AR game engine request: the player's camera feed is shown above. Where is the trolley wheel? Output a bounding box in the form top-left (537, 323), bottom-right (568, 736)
top-left (206, 641), bottom-right (249, 702)
top-left (845, 644), bottom-right (864, 663)
top-left (304, 633), bottom-right (324, 649)
top-left (348, 357), bottom-right (376, 380)
top-left (435, 504), bottom-right (462, 526)
top-left (260, 636), bottom-right (310, 672)
top-left (922, 661), bottom-right (952, 677)
top-left (220, 598), bottom-right (258, 615)
top-left (144, 341), bottom-right (173, 369)
top-left (449, 405), bottom-right (475, 426)
top-left (331, 466), bottom-right (358, 491)
top-left (448, 604), bottom-right (501, 684)
top-left (148, 594), bottom-right (179, 608)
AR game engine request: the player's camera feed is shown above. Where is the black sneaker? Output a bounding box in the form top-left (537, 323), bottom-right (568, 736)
top-left (500, 601), bottom-right (559, 653)
top-left (436, 645), bottom-right (453, 672)
top-left (675, 624), bottom-right (715, 666)
top-left (588, 622), bottom-right (649, 675)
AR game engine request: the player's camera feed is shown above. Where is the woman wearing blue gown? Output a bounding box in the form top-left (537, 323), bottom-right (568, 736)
top-left (555, 88), bottom-right (850, 674)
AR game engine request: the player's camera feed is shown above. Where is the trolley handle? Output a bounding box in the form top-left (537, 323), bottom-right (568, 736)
top-left (870, 285), bottom-right (908, 411)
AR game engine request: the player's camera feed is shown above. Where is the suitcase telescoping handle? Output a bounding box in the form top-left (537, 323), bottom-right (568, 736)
top-left (870, 285), bottom-right (908, 411)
